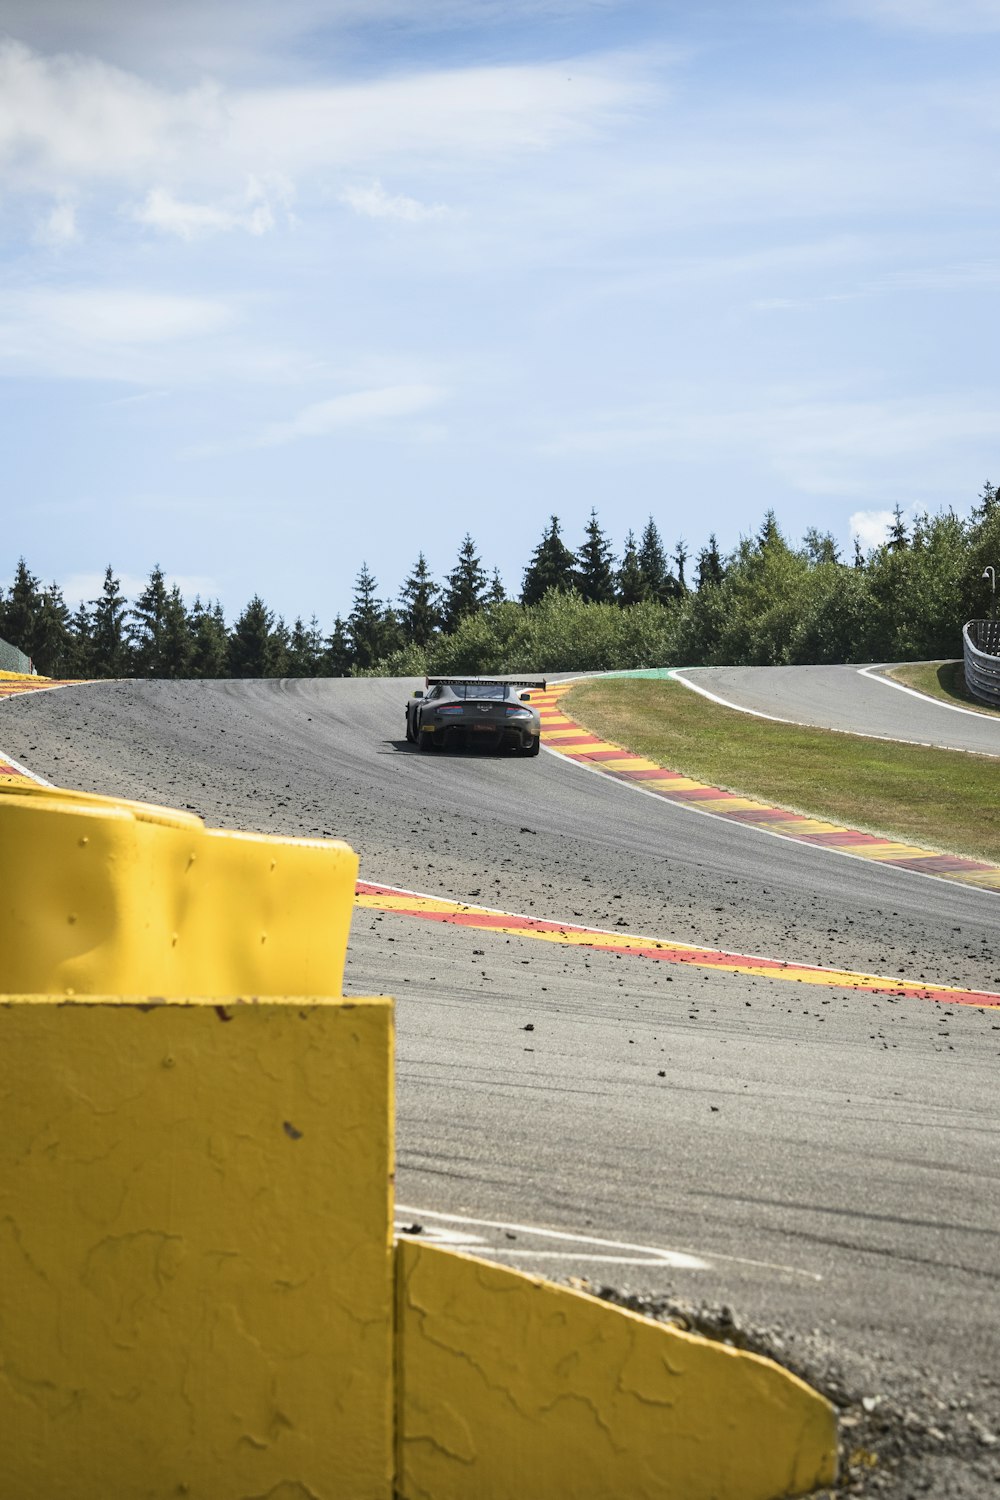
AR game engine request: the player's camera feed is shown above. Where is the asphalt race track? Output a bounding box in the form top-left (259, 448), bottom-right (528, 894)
top-left (673, 663), bottom-right (1000, 755)
top-left (4, 676), bottom-right (999, 1492)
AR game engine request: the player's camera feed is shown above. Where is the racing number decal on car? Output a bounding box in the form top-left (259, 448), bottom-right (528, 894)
top-left (405, 677), bottom-right (545, 757)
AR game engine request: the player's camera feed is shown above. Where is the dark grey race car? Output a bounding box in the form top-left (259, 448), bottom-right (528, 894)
top-left (405, 676), bottom-right (545, 756)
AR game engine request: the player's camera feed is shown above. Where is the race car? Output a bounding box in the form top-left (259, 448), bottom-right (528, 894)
top-left (405, 676), bottom-right (545, 756)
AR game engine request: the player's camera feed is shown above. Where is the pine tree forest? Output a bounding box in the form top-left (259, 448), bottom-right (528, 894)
top-left (4, 488), bottom-right (999, 679)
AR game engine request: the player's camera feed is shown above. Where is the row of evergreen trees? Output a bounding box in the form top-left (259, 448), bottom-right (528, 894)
top-left (3, 492), bottom-right (998, 679)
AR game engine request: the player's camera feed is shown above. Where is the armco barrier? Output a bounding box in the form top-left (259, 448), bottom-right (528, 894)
top-left (396, 1240), bottom-right (837, 1500)
top-left (1, 777), bottom-right (837, 1498)
top-left (963, 619), bottom-right (1000, 708)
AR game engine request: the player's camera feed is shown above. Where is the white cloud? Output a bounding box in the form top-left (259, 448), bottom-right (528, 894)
top-left (258, 384), bottom-right (447, 446)
top-left (34, 197), bottom-right (77, 245)
top-left (133, 178), bottom-right (277, 239)
top-left (340, 179), bottom-right (449, 222)
top-left (0, 38), bottom-right (223, 189)
top-left (848, 509), bottom-right (896, 549)
top-left (0, 36), bottom-right (638, 204)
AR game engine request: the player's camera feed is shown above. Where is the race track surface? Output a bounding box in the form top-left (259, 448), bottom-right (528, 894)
top-left (674, 664), bottom-right (1000, 755)
top-left (4, 676), bottom-right (999, 1490)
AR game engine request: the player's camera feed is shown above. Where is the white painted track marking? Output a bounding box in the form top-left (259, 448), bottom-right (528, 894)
top-left (0, 747), bottom-right (53, 786)
top-left (395, 1206), bottom-right (823, 1280)
top-left (669, 666), bottom-right (997, 755)
top-left (857, 662), bottom-right (1000, 722)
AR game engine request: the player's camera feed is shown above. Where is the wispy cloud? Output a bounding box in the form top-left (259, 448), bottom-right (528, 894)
top-left (839, 0), bottom-right (1000, 32)
top-left (0, 35), bottom-right (639, 202)
top-left (257, 383), bottom-right (448, 446)
top-left (33, 196), bottom-right (78, 245)
top-left (340, 179), bottom-right (449, 222)
top-left (0, 288), bottom-right (237, 381)
top-left (132, 177), bottom-right (279, 239)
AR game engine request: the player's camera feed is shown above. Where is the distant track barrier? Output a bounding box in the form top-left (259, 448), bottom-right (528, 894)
top-left (963, 619), bottom-right (1000, 708)
top-left (0, 633), bottom-right (33, 674)
top-left (1, 762), bottom-right (837, 1495)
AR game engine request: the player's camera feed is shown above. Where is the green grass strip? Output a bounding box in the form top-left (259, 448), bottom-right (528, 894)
top-left (563, 676), bottom-right (1000, 866)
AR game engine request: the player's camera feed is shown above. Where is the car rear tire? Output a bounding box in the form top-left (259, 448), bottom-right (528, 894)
top-left (405, 716), bottom-right (415, 743)
top-left (419, 727), bottom-right (435, 751)
top-left (521, 735), bottom-right (541, 757)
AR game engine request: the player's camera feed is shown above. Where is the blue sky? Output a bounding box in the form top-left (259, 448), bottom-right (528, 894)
top-left (2, 0), bottom-right (999, 625)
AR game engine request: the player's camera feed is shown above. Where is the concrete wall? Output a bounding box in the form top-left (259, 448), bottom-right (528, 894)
top-left (396, 1240), bottom-right (837, 1500)
top-left (1, 772), bottom-right (837, 1499)
top-left (1, 993), bottom-right (394, 1499)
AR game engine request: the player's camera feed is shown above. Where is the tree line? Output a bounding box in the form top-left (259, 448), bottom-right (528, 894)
top-left (3, 490), bottom-right (998, 680)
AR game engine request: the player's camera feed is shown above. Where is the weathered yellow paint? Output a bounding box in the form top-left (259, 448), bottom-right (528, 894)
top-left (0, 785), bottom-right (358, 997)
top-left (396, 1240), bottom-right (837, 1500)
top-left (0, 992), bottom-right (395, 1499)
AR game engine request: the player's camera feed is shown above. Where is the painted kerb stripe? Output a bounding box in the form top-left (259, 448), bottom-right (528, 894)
top-left (534, 683), bottom-right (1000, 895)
top-left (355, 882), bottom-right (1000, 1010)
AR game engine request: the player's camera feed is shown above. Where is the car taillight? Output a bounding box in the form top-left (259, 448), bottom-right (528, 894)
top-left (437, 705), bottom-right (464, 714)
top-left (505, 707), bottom-right (531, 717)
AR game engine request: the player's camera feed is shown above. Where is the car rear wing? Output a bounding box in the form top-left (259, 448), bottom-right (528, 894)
top-left (425, 676), bottom-right (547, 690)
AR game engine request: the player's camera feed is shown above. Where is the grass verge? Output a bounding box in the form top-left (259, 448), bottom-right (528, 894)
top-left (884, 659), bottom-right (1000, 719)
top-left (563, 676), bottom-right (1000, 865)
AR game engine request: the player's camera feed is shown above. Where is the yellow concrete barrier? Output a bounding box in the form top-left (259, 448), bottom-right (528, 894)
top-left (396, 1240), bottom-right (837, 1500)
top-left (1, 780), bottom-right (837, 1497)
top-left (0, 784), bottom-right (358, 997)
top-left (0, 992), bottom-right (394, 1499)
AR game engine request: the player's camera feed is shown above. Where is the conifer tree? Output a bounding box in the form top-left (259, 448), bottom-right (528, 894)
top-left (229, 595), bottom-right (276, 677)
top-left (486, 568), bottom-right (507, 606)
top-left (322, 616), bottom-right (353, 676)
top-left (161, 585), bottom-right (194, 677)
top-left (695, 534), bottom-right (725, 590)
top-left (887, 504), bottom-right (909, 551)
top-left (442, 535), bottom-right (487, 630)
top-left (67, 601), bottom-right (95, 676)
top-left (637, 518), bottom-right (668, 601)
top-left (575, 510), bottom-right (616, 603)
top-left (288, 616), bottom-right (318, 675)
top-left (91, 566), bottom-right (131, 676)
top-left (348, 563), bottom-right (388, 669)
top-left (130, 564), bottom-right (170, 675)
top-left (33, 583), bottom-right (73, 676)
top-left (399, 553), bottom-right (442, 645)
top-left (672, 538), bottom-right (689, 594)
top-left (1, 558), bottom-right (43, 659)
top-left (270, 617), bottom-right (291, 678)
top-left (190, 598), bottom-right (229, 677)
top-left (521, 516), bottom-right (576, 605)
top-left (616, 530), bottom-right (645, 605)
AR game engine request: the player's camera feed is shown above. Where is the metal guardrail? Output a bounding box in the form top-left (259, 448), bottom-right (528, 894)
top-left (963, 619), bottom-right (1000, 707)
top-left (0, 635), bottom-right (32, 674)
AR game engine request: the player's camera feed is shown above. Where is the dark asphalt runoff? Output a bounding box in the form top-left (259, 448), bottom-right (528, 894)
top-left (3, 676), bottom-right (999, 1492)
top-left (673, 664), bottom-right (1000, 756)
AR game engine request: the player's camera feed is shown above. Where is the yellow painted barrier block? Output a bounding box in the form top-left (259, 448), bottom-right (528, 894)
top-left (0, 786), bottom-right (358, 997)
top-left (0, 993), bottom-right (395, 1500)
top-left (396, 1241), bottom-right (837, 1500)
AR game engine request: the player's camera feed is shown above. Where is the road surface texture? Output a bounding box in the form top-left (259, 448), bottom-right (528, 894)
top-left (3, 676), bottom-right (999, 1497)
top-left (674, 664), bottom-right (1000, 756)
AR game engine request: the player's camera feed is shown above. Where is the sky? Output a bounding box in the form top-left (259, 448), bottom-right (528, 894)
top-left (2, 0), bottom-right (999, 624)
